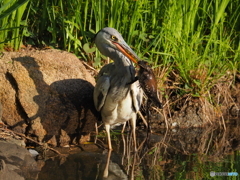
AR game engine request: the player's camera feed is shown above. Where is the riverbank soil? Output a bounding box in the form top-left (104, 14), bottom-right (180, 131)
top-left (142, 70), bottom-right (240, 129)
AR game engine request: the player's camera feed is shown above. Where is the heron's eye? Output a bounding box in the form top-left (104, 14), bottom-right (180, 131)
top-left (111, 35), bottom-right (118, 41)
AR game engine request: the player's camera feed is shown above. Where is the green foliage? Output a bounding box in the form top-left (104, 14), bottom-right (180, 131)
top-left (0, 0), bottom-right (240, 98)
top-left (0, 0), bottom-right (29, 50)
top-left (155, 0), bottom-right (240, 96)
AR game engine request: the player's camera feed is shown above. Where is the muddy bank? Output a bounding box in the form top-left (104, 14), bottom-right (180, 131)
top-left (144, 72), bottom-right (240, 129)
top-left (1, 91), bottom-right (239, 179)
top-left (9, 125), bottom-right (239, 180)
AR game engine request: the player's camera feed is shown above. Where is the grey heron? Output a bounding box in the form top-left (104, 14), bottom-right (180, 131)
top-left (93, 27), bottom-right (143, 151)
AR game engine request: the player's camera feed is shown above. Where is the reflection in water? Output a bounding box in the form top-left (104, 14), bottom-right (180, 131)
top-left (101, 150), bottom-right (128, 180)
top-left (37, 125), bottom-right (240, 180)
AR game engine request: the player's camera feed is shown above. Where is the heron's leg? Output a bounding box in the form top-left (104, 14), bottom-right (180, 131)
top-left (137, 111), bottom-right (148, 127)
top-left (130, 117), bottom-right (137, 152)
top-left (95, 122), bottom-right (99, 135)
top-left (129, 153), bottom-right (137, 180)
top-left (103, 149), bottom-right (112, 178)
top-left (105, 124), bottom-right (112, 150)
top-left (94, 122), bottom-right (98, 144)
top-left (121, 133), bottom-right (126, 165)
top-left (121, 122), bottom-right (126, 133)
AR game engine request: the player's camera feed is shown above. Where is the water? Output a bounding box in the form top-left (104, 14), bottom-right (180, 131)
top-left (36, 125), bottom-right (240, 180)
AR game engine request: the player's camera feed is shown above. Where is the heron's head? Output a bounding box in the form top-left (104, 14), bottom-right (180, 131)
top-left (94, 27), bottom-right (139, 64)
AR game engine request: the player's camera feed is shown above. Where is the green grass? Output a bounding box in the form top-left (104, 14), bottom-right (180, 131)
top-left (1, 0), bottom-right (240, 107)
top-left (0, 0), bottom-right (29, 50)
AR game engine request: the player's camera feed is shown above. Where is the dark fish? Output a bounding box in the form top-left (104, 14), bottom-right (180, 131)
top-left (137, 60), bottom-right (162, 109)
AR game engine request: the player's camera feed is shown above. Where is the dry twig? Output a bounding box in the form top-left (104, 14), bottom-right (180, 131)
top-left (0, 127), bottom-right (61, 155)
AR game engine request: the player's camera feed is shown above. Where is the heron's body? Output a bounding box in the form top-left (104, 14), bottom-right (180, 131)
top-left (95, 62), bottom-right (141, 125)
top-left (93, 27), bottom-right (143, 150)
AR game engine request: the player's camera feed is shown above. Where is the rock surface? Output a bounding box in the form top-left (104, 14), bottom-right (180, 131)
top-left (0, 141), bottom-right (39, 180)
top-left (0, 49), bottom-right (98, 144)
top-left (0, 101), bottom-right (2, 122)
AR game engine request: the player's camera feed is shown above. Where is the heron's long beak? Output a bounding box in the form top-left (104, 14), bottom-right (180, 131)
top-left (112, 41), bottom-right (139, 64)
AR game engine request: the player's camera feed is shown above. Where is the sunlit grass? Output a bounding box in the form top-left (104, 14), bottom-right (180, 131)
top-left (0, 0), bottom-right (29, 50)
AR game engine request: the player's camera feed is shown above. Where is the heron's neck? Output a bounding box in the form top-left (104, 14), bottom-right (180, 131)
top-left (109, 50), bottom-right (133, 68)
top-left (109, 51), bottom-right (136, 82)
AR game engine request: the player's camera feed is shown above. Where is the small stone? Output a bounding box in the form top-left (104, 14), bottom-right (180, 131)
top-left (59, 129), bottom-right (70, 147)
top-left (79, 133), bottom-right (91, 144)
top-left (47, 135), bottom-right (57, 147)
top-left (172, 122), bottom-right (178, 127)
top-left (28, 149), bottom-right (39, 157)
top-left (31, 119), bottom-right (47, 143)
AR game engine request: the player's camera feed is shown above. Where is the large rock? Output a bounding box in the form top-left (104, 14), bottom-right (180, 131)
top-left (0, 141), bottom-right (39, 180)
top-left (0, 49), bottom-right (98, 144)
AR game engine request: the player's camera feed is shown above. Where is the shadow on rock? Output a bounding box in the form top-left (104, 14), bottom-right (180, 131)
top-left (12, 55), bottom-right (98, 145)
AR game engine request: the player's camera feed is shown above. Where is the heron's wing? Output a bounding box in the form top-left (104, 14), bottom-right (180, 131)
top-left (130, 81), bottom-right (143, 112)
top-left (93, 74), bottom-right (110, 111)
top-left (94, 64), bottom-right (115, 111)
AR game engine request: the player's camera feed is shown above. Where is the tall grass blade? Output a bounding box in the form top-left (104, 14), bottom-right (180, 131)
top-left (0, 0), bottom-right (28, 20)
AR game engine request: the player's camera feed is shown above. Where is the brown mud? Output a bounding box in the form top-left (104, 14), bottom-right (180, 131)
top-left (141, 70), bottom-right (240, 129)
